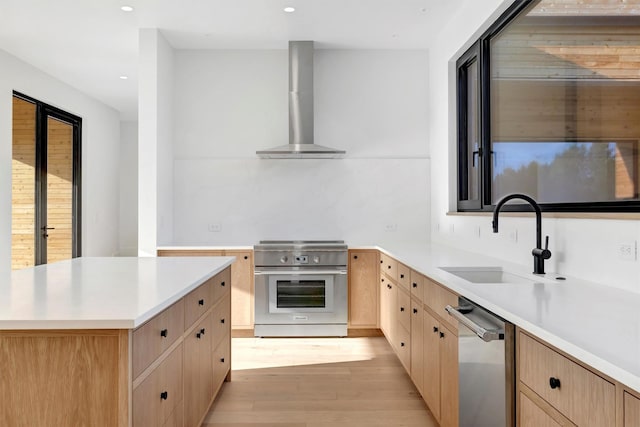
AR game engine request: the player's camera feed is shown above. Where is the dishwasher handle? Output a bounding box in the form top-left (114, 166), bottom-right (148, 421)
top-left (445, 305), bottom-right (504, 342)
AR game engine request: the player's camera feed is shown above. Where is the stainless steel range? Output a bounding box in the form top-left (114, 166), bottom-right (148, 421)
top-left (254, 240), bottom-right (348, 337)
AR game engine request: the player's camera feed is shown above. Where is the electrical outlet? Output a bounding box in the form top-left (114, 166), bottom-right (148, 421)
top-left (208, 223), bottom-right (222, 232)
top-left (618, 242), bottom-right (637, 261)
top-left (384, 223), bottom-right (397, 232)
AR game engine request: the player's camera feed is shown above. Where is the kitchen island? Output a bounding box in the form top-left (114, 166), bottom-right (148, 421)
top-left (0, 256), bottom-right (234, 427)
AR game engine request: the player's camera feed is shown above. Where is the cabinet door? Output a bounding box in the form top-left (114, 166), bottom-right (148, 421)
top-left (625, 392), bottom-right (640, 427)
top-left (183, 313), bottom-right (213, 427)
top-left (439, 323), bottom-right (459, 427)
top-left (520, 391), bottom-right (564, 427)
top-left (380, 275), bottom-right (390, 337)
top-left (225, 250), bottom-right (254, 329)
top-left (348, 250), bottom-right (379, 328)
top-left (423, 309), bottom-right (441, 421)
top-left (410, 300), bottom-right (424, 394)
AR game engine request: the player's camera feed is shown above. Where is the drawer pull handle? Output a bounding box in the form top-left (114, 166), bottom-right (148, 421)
top-left (220, 357), bottom-right (225, 363)
top-left (412, 283), bottom-right (417, 288)
top-left (220, 318), bottom-right (225, 324)
top-left (160, 329), bottom-right (168, 338)
top-left (433, 326), bottom-right (439, 333)
top-left (388, 265), bottom-right (391, 269)
top-left (439, 331), bottom-right (445, 338)
top-left (244, 255), bottom-right (248, 260)
top-left (160, 391), bottom-right (168, 400)
top-left (400, 274), bottom-right (404, 279)
top-left (387, 284), bottom-right (392, 289)
top-left (221, 281), bottom-right (226, 287)
top-left (200, 328), bottom-right (206, 335)
top-left (354, 255), bottom-right (358, 259)
top-left (400, 342), bottom-right (405, 347)
top-left (198, 299), bottom-right (205, 306)
top-left (549, 377), bottom-right (561, 389)
top-left (380, 260), bottom-right (383, 264)
top-left (413, 308), bottom-right (418, 314)
top-left (400, 307), bottom-right (405, 312)
top-left (381, 278), bottom-right (385, 282)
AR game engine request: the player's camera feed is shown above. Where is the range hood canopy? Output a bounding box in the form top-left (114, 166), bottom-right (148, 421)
top-left (256, 41), bottom-right (345, 159)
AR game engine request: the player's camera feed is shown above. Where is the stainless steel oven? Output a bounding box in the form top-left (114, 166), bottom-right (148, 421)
top-left (254, 240), bottom-right (348, 337)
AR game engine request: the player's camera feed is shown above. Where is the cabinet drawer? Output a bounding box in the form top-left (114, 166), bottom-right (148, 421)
top-left (625, 391), bottom-right (640, 426)
top-left (397, 263), bottom-right (410, 291)
top-left (213, 334), bottom-right (231, 391)
top-left (396, 323), bottom-right (411, 373)
top-left (212, 267), bottom-right (231, 304)
top-left (184, 279), bottom-right (213, 329)
top-left (425, 278), bottom-right (458, 332)
top-left (133, 344), bottom-right (184, 427)
top-left (133, 300), bottom-right (185, 379)
top-left (397, 287), bottom-right (411, 333)
top-left (410, 270), bottom-right (424, 303)
top-left (519, 332), bottom-right (615, 427)
top-left (380, 253), bottom-right (397, 281)
top-left (212, 293), bottom-right (231, 350)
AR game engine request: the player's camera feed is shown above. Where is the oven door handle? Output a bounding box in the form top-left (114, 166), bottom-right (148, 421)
top-left (255, 270), bottom-right (347, 275)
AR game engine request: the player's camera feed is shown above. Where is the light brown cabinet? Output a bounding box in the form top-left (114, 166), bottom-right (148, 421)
top-left (625, 392), bottom-right (640, 427)
top-left (423, 308), bottom-right (458, 427)
top-left (518, 330), bottom-right (615, 427)
top-left (348, 249), bottom-right (379, 329)
top-left (158, 249), bottom-right (254, 331)
top-left (410, 299), bottom-right (424, 395)
top-left (395, 286), bottom-right (411, 371)
top-left (380, 273), bottom-right (397, 344)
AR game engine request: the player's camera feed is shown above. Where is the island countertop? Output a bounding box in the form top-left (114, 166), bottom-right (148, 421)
top-left (0, 256), bottom-right (235, 330)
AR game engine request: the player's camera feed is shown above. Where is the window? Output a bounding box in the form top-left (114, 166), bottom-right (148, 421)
top-left (457, 0), bottom-right (640, 212)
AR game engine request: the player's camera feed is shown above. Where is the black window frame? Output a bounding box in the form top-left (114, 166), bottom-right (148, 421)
top-left (455, 0), bottom-right (640, 213)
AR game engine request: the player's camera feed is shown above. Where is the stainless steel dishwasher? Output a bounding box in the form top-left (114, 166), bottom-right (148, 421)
top-left (445, 297), bottom-right (515, 427)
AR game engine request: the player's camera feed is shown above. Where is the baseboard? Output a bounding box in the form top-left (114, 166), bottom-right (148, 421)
top-left (347, 328), bottom-right (384, 337)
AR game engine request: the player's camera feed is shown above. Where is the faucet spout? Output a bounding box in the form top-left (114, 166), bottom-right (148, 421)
top-left (492, 193), bottom-right (551, 274)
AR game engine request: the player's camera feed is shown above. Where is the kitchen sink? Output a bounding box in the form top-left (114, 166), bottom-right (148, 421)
top-left (438, 266), bottom-right (538, 284)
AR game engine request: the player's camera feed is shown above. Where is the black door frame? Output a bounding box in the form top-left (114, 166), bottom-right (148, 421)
top-left (13, 91), bottom-right (82, 265)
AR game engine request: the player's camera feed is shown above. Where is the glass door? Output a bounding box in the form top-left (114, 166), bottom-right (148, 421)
top-left (11, 93), bottom-right (81, 268)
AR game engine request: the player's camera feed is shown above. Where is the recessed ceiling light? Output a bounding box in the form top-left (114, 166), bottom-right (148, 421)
top-left (119, 75), bottom-right (129, 80)
top-left (283, 7), bottom-right (295, 13)
top-left (121, 5), bottom-right (134, 12)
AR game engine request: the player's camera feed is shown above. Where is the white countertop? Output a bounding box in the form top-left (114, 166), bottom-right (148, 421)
top-left (0, 256), bottom-right (235, 330)
top-left (372, 242), bottom-right (640, 392)
top-left (157, 245), bottom-right (253, 251)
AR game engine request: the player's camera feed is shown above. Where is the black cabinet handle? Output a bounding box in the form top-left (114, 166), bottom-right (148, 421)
top-left (220, 318), bottom-right (225, 324)
top-left (400, 342), bottom-right (405, 347)
top-left (198, 299), bottom-right (204, 306)
top-left (381, 278), bottom-right (385, 282)
top-left (388, 265), bottom-right (391, 269)
top-left (221, 281), bottom-right (226, 287)
top-left (380, 260), bottom-right (383, 264)
top-left (387, 284), bottom-right (392, 289)
top-left (244, 255), bottom-right (248, 260)
top-left (549, 377), bottom-right (561, 389)
top-left (160, 329), bottom-right (168, 338)
top-left (433, 326), bottom-right (439, 333)
top-left (400, 307), bottom-right (405, 312)
top-left (400, 274), bottom-right (404, 279)
top-left (413, 283), bottom-right (418, 288)
top-left (439, 331), bottom-right (445, 338)
top-left (220, 357), bottom-right (225, 363)
top-left (160, 391), bottom-right (168, 400)
top-left (354, 255), bottom-right (358, 259)
top-left (200, 328), bottom-right (206, 335)
top-left (413, 308), bottom-right (418, 314)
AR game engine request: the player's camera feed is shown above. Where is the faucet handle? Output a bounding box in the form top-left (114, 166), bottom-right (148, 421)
top-left (542, 235), bottom-right (551, 259)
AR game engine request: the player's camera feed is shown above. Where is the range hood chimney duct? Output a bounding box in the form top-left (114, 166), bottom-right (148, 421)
top-left (256, 41), bottom-right (345, 159)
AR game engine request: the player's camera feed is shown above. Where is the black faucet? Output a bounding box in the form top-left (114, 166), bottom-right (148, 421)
top-left (492, 193), bottom-right (551, 275)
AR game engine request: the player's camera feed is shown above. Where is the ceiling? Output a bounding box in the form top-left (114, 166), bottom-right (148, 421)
top-left (0, 0), bottom-right (465, 121)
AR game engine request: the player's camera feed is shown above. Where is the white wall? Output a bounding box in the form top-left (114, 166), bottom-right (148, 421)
top-left (138, 29), bottom-right (174, 255)
top-left (119, 121), bottom-right (138, 256)
top-left (171, 49), bottom-right (430, 246)
top-left (429, 0), bottom-right (640, 293)
top-left (0, 48), bottom-right (121, 272)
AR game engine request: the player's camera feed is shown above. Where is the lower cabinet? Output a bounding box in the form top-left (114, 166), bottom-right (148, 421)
top-left (348, 249), bottom-right (380, 329)
top-left (410, 299), bottom-right (424, 395)
top-left (422, 309), bottom-right (458, 427)
top-left (380, 273), bottom-right (397, 344)
top-left (625, 392), bottom-right (640, 426)
top-left (132, 267), bottom-right (232, 427)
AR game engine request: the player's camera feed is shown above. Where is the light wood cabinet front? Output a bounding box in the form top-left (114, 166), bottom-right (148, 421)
top-left (184, 313), bottom-right (214, 427)
top-left (423, 309), bottom-right (441, 421)
top-left (225, 250), bottom-right (254, 330)
top-left (519, 331), bottom-right (615, 427)
top-left (410, 300), bottom-right (424, 395)
top-left (519, 390), bottom-right (565, 427)
top-left (348, 250), bottom-right (379, 328)
top-left (410, 270), bottom-right (424, 303)
top-left (397, 263), bottom-right (411, 291)
top-left (439, 322), bottom-right (459, 427)
top-left (380, 274), bottom-right (397, 346)
top-left (380, 253), bottom-right (398, 281)
top-left (625, 392), bottom-right (640, 426)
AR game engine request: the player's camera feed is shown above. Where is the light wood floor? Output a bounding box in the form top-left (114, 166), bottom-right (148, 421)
top-left (203, 337), bottom-right (438, 427)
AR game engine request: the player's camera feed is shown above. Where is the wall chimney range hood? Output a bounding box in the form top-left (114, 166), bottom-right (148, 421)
top-left (256, 41), bottom-right (345, 159)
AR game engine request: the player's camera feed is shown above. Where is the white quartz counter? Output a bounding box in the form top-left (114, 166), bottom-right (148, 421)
top-left (371, 242), bottom-right (640, 392)
top-left (0, 256), bottom-right (235, 330)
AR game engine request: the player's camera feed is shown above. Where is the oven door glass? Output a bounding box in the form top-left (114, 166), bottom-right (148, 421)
top-left (268, 274), bottom-right (334, 313)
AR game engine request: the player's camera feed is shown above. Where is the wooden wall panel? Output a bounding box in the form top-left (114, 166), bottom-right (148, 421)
top-left (11, 97), bottom-right (36, 270)
top-left (46, 118), bottom-right (73, 264)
